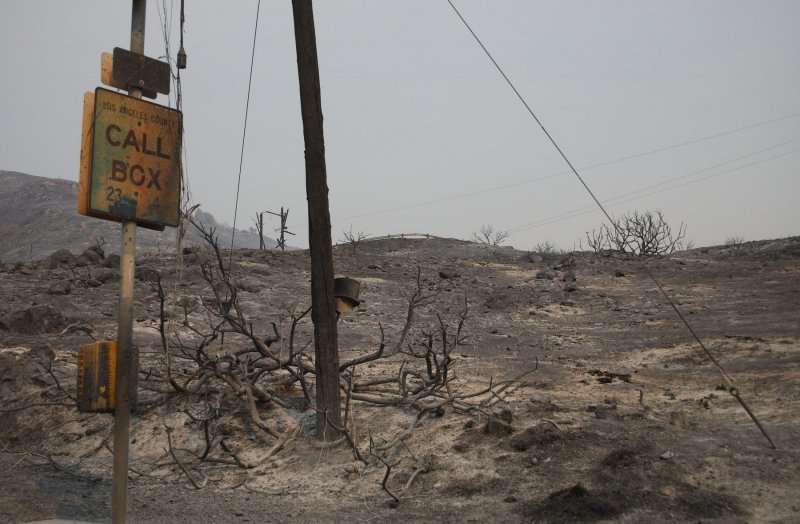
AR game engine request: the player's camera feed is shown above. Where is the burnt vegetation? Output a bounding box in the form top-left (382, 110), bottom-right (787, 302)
top-left (2, 219), bottom-right (798, 521)
top-left (134, 218), bottom-right (533, 499)
top-left (586, 209), bottom-right (687, 259)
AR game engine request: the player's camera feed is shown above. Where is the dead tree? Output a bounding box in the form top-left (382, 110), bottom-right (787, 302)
top-left (586, 210), bottom-right (686, 259)
top-left (143, 220), bottom-right (535, 494)
top-left (472, 225), bottom-right (509, 246)
top-left (341, 226), bottom-right (369, 255)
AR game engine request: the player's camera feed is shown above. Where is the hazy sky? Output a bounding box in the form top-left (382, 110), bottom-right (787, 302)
top-left (1, 1), bottom-right (798, 250)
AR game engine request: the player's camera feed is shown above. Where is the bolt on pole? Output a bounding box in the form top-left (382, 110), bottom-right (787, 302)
top-left (112, 1), bottom-right (145, 522)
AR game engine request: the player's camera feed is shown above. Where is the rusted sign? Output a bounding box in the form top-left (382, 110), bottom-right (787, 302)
top-left (76, 341), bottom-right (117, 412)
top-left (100, 52), bottom-right (128, 92)
top-left (80, 87), bottom-right (181, 228)
top-left (112, 47), bottom-right (170, 98)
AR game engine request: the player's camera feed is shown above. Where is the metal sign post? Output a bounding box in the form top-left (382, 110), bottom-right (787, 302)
top-left (112, 2), bottom-right (144, 522)
top-left (76, 1), bottom-right (179, 521)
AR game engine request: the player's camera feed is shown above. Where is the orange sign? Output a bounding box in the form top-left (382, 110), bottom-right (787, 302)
top-left (79, 88), bottom-right (181, 228)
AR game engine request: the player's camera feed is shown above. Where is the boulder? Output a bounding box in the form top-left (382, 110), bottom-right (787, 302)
top-left (236, 276), bottom-right (264, 293)
top-left (510, 424), bottom-right (561, 451)
top-left (86, 244), bottom-right (105, 259)
top-left (47, 280), bottom-right (71, 295)
top-left (484, 406), bottom-right (514, 436)
top-left (136, 266), bottom-right (161, 283)
top-left (1, 305), bottom-right (67, 334)
top-left (81, 247), bottom-right (104, 265)
top-left (40, 249), bottom-right (81, 269)
top-left (104, 253), bottom-right (121, 268)
top-left (92, 267), bottom-right (118, 284)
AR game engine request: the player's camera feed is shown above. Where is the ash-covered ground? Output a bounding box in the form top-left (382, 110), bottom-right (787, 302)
top-left (1, 236), bottom-right (798, 523)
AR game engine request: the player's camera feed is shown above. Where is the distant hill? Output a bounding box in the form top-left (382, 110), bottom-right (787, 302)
top-left (0, 171), bottom-right (275, 262)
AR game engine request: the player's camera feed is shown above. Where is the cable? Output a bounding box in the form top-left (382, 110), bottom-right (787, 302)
top-left (299, 24), bottom-right (799, 227)
top-left (333, 172), bottom-right (564, 223)
top-left (229, 0), bottom-right (262, 264)
top-left (509, 146), bottom-right (800, 234)
top-left (330, 133), bottom-right (800, 228)
top-left (446, 0), bottom-right (613, 225)
top-left (446, 0), bottom-right (777, 448)
top-left (556, 111), bottom-right (800, 172)
top-left (507, 139), bottom-right (800, 234)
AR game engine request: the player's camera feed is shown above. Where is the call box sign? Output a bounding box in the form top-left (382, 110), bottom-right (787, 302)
top-left (81, 88), bottom-right (181, 228)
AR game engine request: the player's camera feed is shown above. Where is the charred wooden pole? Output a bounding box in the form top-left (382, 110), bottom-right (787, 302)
top-left (279, 207), bottom-right (289, 250)
top-left (257, 212), bottom-right (265, 249)
top-left (291, 0), bottom-right (341, 440)
top-left (267, 207), bottom-right (293, 250)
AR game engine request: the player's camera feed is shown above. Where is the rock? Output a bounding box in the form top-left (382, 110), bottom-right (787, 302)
top-left (558, 256), bottom-right (576, 269)
top-left (669, 410), bottom-right (692, 429)
top-left (104, 253), bottom-right (121, 269)
top-left (1, 305), bottom-right (67, 334)
top-left (40, 249), bottom-right (81, 269)
top-left (184, 250), bottom-right (211, 265)
top-left (236, 276), bottom-right (264, 293)
top-left (0, 353), bottom-right (17, 379)
top-left (504, 495), bottom-right (518, 503)
top-left (81, 247), bottom-right (104, 265)
top-left (176, 296), bottom-right (199, 309)
top-left (484, 293), bottom-right (514, 310)
top-left (439, 270), bottom-right (460, 280)
top-left (587, 404), bottom-right (619, 420)
top-left (47, 280), bottom-right (71, 295)
top-left (93, 268), bottom-right (118, 283)
top-left (13, 263), bottom-right (34, 275)
top-left (659, 486), bottom-right (676, 498)
top-left (526, 253), bottom-right (544, 263)
top-left (27, 344), bottom-right (56, 368)
top-left (660, 451), bottom-right (675, 460)
top-left (86, 278), bottom-right (103, 288)
top-left (136, 266), bottom-right (160, 283)
top-left (510, 424), bottom-right (559, 451)
top-left (485, 406), bottom-right (513, 436)
top-left (564, 283), bottom-right (578, 292)
top-left (535, 270), bottom-right (554, 280)
top-left (614, 269), bottom-right (625, 277)
top-left (87, 244), bottom-right (105, 259)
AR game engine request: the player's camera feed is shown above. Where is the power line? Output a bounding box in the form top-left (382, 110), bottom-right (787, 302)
top-left (508, 145), bottom-right (800, 234)
top-left (446, 0), bottom-right (777, 448)
top-left (328, 129), bottom-right (800, 226)
top-left (332, 172), bottom-right (564, 223)
top-left (507, 138), bottom-right (800, 233)
top-left (557, 111), bottom-right (800, 171)
top-left (229, 0), bottom-right (262, 263)
top-left (446, 0), bottom-right (611, 226)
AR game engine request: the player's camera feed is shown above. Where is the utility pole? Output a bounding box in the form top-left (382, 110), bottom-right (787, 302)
top-left (291, 0), bottom-right (341, 440)
top-left (266, 207), bottom-right (294, 250)
top-left (112, 2), bottom-right (144, 522)
top-left (256, 211), bottom-right (265, 249)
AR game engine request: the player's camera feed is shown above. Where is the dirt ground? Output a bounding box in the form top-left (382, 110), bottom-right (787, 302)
top-left (1, 236), bottom-right (798, 523)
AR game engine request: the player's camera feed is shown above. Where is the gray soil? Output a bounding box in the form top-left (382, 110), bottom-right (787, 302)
top-left (1, 236), bottom-right (798, 523)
